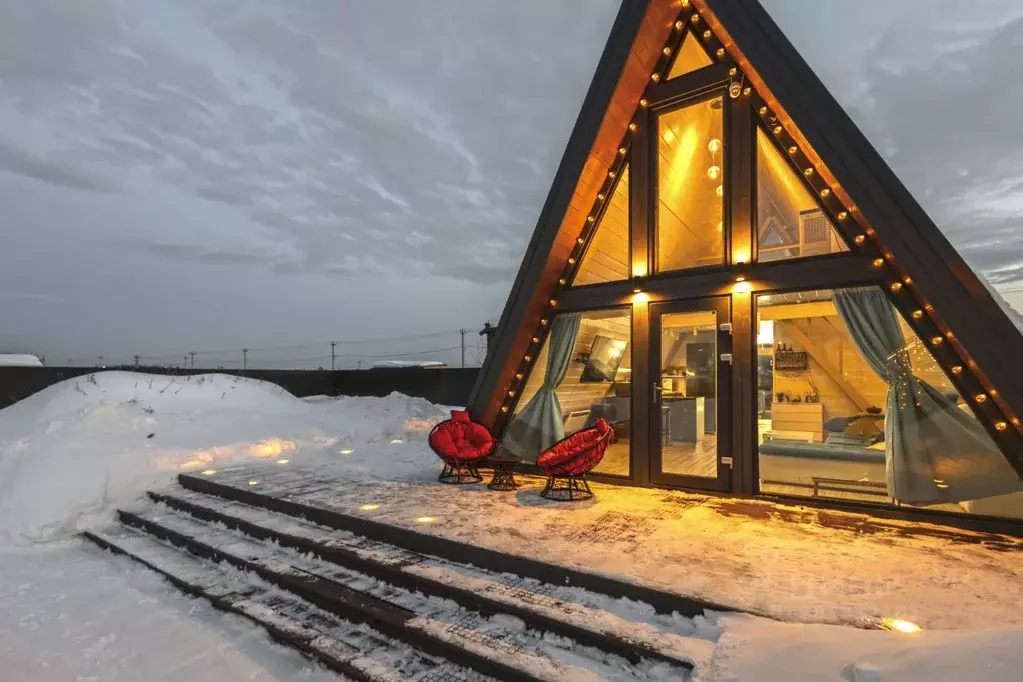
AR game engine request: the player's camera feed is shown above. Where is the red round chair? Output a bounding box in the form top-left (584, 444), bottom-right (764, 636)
top-left (428, 410), bottom-right (497, 484)
top-left (536, 418), bottom-right (614, 501)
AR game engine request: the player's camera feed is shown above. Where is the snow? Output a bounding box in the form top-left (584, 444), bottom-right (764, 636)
top-left (0, 353), bottom-right (43, 366)
top-left (0, 541), bottom-right (339, 682)
top-left (370, 360), bottom-right (447, 368)
top-left (0, 371), bottom-right (446, 546)
top-left (1, 370), bottom-right (1022, 680)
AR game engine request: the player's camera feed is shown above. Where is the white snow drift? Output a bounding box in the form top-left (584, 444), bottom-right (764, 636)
top-left (0, 371), bottom-right (446, 546)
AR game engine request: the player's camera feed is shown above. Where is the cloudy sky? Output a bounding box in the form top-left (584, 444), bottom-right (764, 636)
top-left (1, 0), bottom-right (1021, 368)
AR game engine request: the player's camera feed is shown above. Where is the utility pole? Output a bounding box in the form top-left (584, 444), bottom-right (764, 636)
top-left (133, 354), bottom-right (140, 367)
top-left (330, 341), bottom-right (337, 371)
top-left (183, 355), bottom-right (188, 369)
top-left (189, 351), bottom-right (196, 370)
top-left (460, 329), bottom-right (467, 368)
top-left (242, 348), bottom-right (248, 371)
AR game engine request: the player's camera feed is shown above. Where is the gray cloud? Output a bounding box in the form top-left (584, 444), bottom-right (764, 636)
top-left (1, 0), bottom-right (1021, 365)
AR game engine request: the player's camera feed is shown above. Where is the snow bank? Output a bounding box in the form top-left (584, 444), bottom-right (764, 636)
top-left (0, 371), bottom-right (447, 546)
top-left (704, 614), bottom-right (1023, 682)
top-left (0, 353), bottom-right (43, 366)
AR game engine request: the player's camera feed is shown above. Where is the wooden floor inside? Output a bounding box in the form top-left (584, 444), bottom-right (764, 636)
top-left (592, 433), bottom-right (717, 478)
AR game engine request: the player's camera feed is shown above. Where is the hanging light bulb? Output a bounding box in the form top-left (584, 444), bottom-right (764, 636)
top-left (716, 184), bottom-right (724, 197)
top-left (708, 138), bottom-right (722, 153)
top-left (707, 165), bottom-right (721, 180)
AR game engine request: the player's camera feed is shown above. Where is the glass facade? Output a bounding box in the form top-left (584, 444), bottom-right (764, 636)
top-left (573, 164), bottom-right (630, 287)
top-left (756, 288), bottom-right (1023, 519)
top-left (502, 308), bottom-right (632, 476)
top-left (756, 128), bottom-right (847, 262)
top-left (656, 96), bottom-right (726, 273)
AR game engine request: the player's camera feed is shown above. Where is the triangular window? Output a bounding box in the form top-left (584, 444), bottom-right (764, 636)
top-left (572, 164), bottom-right (630, 286)
top-left (667, 30), bottom-right (714, 80)
top-left (756, 127), bottom-right (848, 262)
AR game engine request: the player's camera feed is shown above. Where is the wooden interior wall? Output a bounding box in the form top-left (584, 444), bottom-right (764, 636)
top-left (515, 314), bottom-right (632, 419)
top-left (573, 165), bottom-right (631, 286)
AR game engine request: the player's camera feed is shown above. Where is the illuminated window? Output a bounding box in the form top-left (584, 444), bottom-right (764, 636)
top-left (756, 128), bottom-right (847, 262)
top-left (656, 96), bottom-right (726, 273)
top-left (755, 288), bottom-right (1022, 520)
top-left (667, 31), bottom-right (713, 80)
top-left (503, 308), bottom-right (632, 477)
top-left (573, 164), bottom-right (629, 286)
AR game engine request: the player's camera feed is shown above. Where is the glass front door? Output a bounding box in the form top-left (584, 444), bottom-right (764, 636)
top-left (650, 297), bottom-right (732, 491)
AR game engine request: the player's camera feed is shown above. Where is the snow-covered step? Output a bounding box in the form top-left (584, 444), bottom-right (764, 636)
top-left (82, 526), bottom-right (479, 682)
top-left (149, 486), bottom-right (715, 671)
top-left (122, 501), bottom-right (693, 681)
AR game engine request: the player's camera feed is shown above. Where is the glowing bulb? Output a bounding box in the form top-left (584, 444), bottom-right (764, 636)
top-left (618, 146), bottom-right (627, 155)
top-left (416, 516), bottom-right (436, 524)
top-left (733, 281), bottom-right (753, 294)
top-left (662, 47), bottom-right (672, 56)
top-left (628, 123), bottom-right (637, 133)
top-left (577, 237), bottom-right (585, 244)
top-left (707, 165), bottom-right (721, 180)
top-left (716, 184), bottom-right (723, 197)
top-left (567, 257), bottom-right (576, 265)
top-left (558, 278), bottom-right (566, 285)
top-left (708, 138), bottom-right (722, 153)
top-left (717, 221), bottom-right (723, 233)
top-left (880, 618), bottom-right (922, 633)
top-left (930, 336), bottom-right (943, 346)
top-left (501, 406), bottom-right (509, 413)
top-left (540, 319), bottom-right (548, 325)
top-left (524, 355), bottom-right (532, 362)
top-left (872, 258), bottom-right (885, 268)
top-left (773, 125), bottom-right (783, 135)
top-left (360, 504), bottom-right (380, 511)
top-left (995, 421), bottom-right (1008, 431)
top-left (758, 106), bottom-right (768, 116)
top-left (515, 372), bottom-right (524, 380)
top-left (201, 469), bottom-right (216, 476)
top-left (975, 393), bottom-right (988, 403)
top-left (691, 13), bottom-right (700, 23)
top-left (950, 366), bottom-right (962, 375)
top-left (532, 336), bottom-right (540, 343)
top-left (911, 310), bottom-right (924, 320)
top-left (890, 282), bottom-right (903, 292)
top-left (651, 73), bottom-right (660, 83)
top-left (248, 480), bottom-right (260, 486)
top-left (608, 170), bottom-right (616, 179)
top-left (549, 299), bottom-right (557, 306)
top-left (675, 20), bottom-right (684, 30)
top-left (716, 48), bottom-right (725, 59)
top-left (854, 235), bottom-right (866, 245)
top-left (820, 188), bottom-right (830, 198)
top-left (804, 167), bottom-right (814, 177)
top-left (743, 87), bottom-right (751, 96)
top-left (597, 193), bottom-right (606, 200)
top-left (703, 30), bottom-right (711, 39)
top-left (508, 390), bottom-right (515, 397)
top-left (639, 98), bottom-right (648, 108)
top-left (788, 146), bottom-right (798, 155)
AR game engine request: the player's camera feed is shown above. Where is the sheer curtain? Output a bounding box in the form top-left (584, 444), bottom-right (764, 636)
top-left (500, 313), bottom-right (582, 462)
top-left (833, 287), bottom-right (1022, 504)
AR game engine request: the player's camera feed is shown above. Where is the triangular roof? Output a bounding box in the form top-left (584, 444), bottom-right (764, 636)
top-left (468, 0), bottom-right (1023, 475)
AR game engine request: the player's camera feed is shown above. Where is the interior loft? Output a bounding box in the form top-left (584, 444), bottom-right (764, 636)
top-left (469, 0), bottom-right (1023, 531)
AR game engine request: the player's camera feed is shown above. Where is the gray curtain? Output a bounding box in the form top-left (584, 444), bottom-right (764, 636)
top-left (833, 287), bottom-right (1022, 504)
top-left (500, 313), bottom-right (582, 462)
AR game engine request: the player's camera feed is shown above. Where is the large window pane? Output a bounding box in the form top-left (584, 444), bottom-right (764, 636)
top-left (656, 97), bottom-right (726, 272)
top-left (573, 164), bottom-right (629, 286)
top-left (756, 288), bottom-right (1023, 520)
top-left (756, 128), bottom-right (847, 262)
top-left (504, 308), bottom-right (632, 476)
top-left (666, 31), bottom-right (713, 81)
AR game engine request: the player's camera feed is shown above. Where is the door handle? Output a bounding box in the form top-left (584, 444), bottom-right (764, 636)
top-left (720, 353), bottom-right (733, 364)
top-left (652, 383), bottom-right (662, 404)
top-left (719, 322), bottom-right (733, 334)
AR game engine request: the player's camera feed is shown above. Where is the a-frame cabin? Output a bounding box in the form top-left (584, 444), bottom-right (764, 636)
top-left (469, 0), bottom-right (1023, 529)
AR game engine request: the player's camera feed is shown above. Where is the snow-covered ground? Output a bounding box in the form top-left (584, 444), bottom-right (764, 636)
top-left (0, 371), bottom-right (1020, 681)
